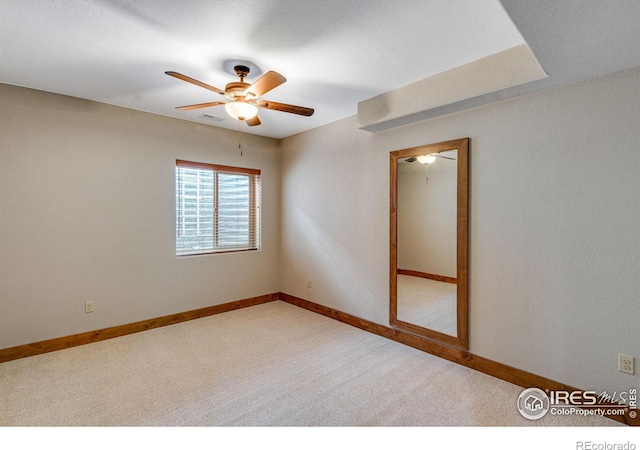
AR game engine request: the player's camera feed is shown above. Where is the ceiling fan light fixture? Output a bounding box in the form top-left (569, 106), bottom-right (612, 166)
top-left (224, 100), bottom-right (258, 121)
top-left (166, 66), bottom-right (313, 127)
top-left (417, 154), bottom-right (437, 164)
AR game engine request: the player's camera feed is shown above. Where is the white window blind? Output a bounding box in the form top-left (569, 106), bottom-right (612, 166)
top-left (175, 160), bottom-right (261, 256)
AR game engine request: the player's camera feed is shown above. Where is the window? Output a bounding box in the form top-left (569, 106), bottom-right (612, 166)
top-left (175, 160), bottom-right (261, 256)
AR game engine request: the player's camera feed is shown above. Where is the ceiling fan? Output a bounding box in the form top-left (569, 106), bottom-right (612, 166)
top-left (165, 65), bottom-right (314, 126)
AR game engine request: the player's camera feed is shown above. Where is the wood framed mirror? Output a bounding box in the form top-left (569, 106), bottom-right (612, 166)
top-left (390, 138), bottom-right (468, 349)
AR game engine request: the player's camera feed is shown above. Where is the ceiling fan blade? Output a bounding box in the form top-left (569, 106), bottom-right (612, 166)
top-left (175, 101), bottom-right (226, 111)
top-left (245, 71), bottom-right (286, 98)
top-left (256, 100), bottom-right (314, 116)
top-left (165, 71), bottom-right (226, 96)
top-left (405, 157), bottom-right (417, 163)
top-left (246, 116), bottom-right (261, 127)
top-left (436, 155), bottom-right (456, 160)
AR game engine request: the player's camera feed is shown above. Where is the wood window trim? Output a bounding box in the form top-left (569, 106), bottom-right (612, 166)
top-left (176, 159), bottom-right (260, 176)
top-left (176, 160), bottom-right (261, 256)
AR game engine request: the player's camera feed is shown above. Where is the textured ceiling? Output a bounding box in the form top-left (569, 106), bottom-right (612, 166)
top-left (1, 1), bottom-right (639, 139)
top-left (0, 0), bottom-right (524, 139)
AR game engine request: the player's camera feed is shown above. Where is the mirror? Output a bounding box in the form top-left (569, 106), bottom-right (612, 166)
top-left (390, 138), bottom-right (468, 349)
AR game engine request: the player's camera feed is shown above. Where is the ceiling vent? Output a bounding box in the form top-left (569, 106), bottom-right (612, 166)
top-left (198, 113), bottom-right (225, 122)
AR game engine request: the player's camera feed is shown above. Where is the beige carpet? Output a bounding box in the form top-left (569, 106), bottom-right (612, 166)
top-left (0, 301), bottom-right (619, 427)
top-left (397, 275), bottom-right (457, 336)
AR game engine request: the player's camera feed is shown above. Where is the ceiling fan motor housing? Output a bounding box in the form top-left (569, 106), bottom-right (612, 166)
top-left (225, 65), bottom-right (252, 99)
top-left (225, 81), bottom-right (249, 99)
top-left (234, 65), bottom-right (251, 79)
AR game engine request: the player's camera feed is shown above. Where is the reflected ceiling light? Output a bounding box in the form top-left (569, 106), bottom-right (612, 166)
top-left (417, 154), bottom-right (437, 164)
top-left (224, 100), bottom-right (258, 121)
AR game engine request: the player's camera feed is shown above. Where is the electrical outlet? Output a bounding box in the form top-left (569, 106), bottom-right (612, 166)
top-left (307, 279), bottom-right (312, 289)
top-left (85, 301), bottom-right (94, 313)
top-left (618, 354), bottom-right (634, 375)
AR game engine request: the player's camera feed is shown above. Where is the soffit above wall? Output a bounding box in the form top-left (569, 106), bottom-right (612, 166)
top-left (357, 0), bottom-right (640, 133)
top-left (358, 44), bottom-right (546, 132)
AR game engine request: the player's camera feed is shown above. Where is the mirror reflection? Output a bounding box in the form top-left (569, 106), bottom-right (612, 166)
top-left (397, 149), bottom-right (458, 336)
top-left (390, 138), bottom-right (468, 350)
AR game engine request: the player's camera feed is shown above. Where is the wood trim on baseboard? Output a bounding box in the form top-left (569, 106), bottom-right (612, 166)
top-left (279, 292), bottom-right (637, 426)
top-left (0, 293), bottom-right (279, 364)
top-left (2, 291), bottom-right (635, 426)
top-left (397, 269), bottom-right (457, 284)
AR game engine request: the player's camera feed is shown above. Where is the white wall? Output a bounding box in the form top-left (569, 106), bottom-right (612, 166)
top-left (280, 66), bottom-right (640, 394)
top-left (0, 84), bottom-right (280, 349)
top-left (397, 158), bottom-right (457, 277)
top-left (279, 120), bottom-right (389, 323)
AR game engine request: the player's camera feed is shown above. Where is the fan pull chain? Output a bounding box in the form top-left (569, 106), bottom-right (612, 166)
top-left (424, 165), bottom-right (429, 184)
top-left (238, 120), bottom-right (243, 157)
